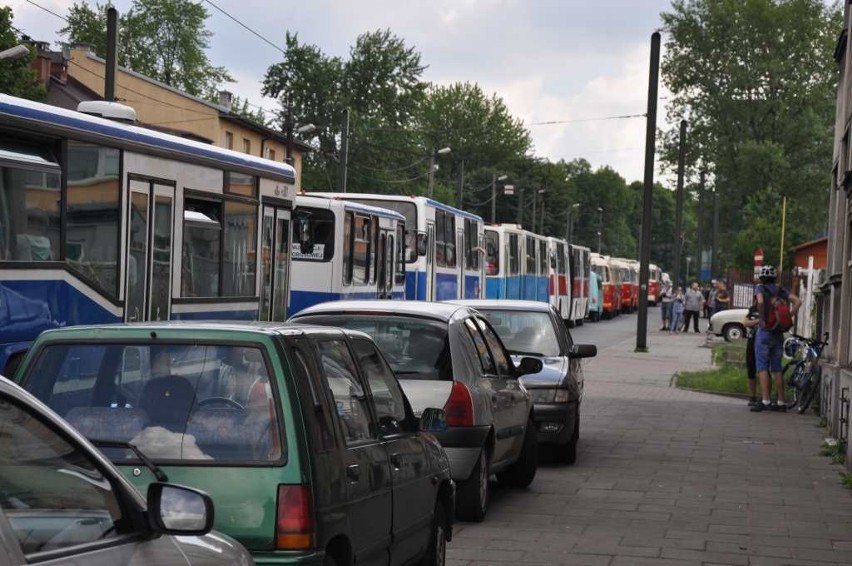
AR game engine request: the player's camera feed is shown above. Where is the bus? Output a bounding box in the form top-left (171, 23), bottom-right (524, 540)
top-left (610, 257), bottom-right (635, 314)
top-left (483, 224), bottom-right (548, 301)
top-left (648, 263), bottom-right (661, 306)
top-left (591, 253), bottom-right (619, 318)
top-left (569, 244), bottom-right (591, 325)
top-left (288, 195), bottom-right (405, 316)
top-left (311, 193), bottom-right (484, 301)
top-left (0, 94), bottom-right (297, 375)
top-left (547, 237), bottom-right (570, 322)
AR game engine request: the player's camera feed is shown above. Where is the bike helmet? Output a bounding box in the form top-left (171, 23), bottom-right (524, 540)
top-left (783, 336), bottom-right (801, 360)
top-left (758, 264), bottom-right (777, 279)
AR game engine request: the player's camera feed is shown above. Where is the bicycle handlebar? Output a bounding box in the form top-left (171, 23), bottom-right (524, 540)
top-left (788, 332), bottom-right (829, 346)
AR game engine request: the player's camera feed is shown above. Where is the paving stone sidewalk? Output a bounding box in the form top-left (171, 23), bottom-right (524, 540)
top-left (448, 325), bottom-right (852, 566)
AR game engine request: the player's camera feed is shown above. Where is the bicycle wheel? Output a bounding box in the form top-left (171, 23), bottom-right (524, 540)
top-left (785, 362), bottom-right (805, 408)
top-left (797, 370), bottom-right (821, 414)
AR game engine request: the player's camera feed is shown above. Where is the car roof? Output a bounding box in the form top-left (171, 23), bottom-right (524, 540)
top-left (291, 300), bottom-right (470, 321)
top-left (449, 299), bottom-right (555, 313)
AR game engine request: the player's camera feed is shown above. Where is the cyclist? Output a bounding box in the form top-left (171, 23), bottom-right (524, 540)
top-left (751, 265), bottom-right (801, 412)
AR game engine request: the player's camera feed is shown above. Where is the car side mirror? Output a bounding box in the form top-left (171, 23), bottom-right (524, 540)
top-left (147, 482), bottom-right (214, 536)
top-left (569, 344), bottom-right (597, 359)
top-left (516, 356), bottom-right (543, 376)
top-left (419, 407), bottom-right (447, 433)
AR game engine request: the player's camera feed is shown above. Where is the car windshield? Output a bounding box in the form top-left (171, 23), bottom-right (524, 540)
top-left (476, 310), bottom-right (561, 357)
top-left (21, 343), bottom-right (282, 463)
top-left (296, 314), bottom-right (452, 381)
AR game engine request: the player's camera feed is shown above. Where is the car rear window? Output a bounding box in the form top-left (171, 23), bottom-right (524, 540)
top-left (21, 343), bottom-right (283, 463)
top-left (295, 314), bottom-right (452, 381)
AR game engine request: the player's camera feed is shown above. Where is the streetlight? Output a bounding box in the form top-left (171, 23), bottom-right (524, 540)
top-left (685, 256), bottom-right (692, 282)
top-left (428, 147), bottom-right (451, 199)
top-left (0, 45), bottom-right (29, 61)
top-left (490, 173), bottom-right (508, 224)
top-left (597, 207), bottom-right (604, 253)
top-left (566, 203), bottom-right (580, 243)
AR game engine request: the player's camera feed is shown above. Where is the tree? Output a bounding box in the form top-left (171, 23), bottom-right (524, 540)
top-left (61, 0), bottom-right (232, 98)
top-left (0, 7), bottom-right (45, 100)
top-left (660, 0), bottom-right (840, 271)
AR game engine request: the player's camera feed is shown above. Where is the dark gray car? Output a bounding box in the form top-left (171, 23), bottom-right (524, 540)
top-left (453, 300), bottom-right (597, 465)
top-left (0, 375), bottom-right (252, 566)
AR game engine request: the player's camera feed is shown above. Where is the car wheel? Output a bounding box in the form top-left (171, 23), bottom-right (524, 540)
top-left (553, 411), bottom-right (579, 466)
top-left (421, 501), bottom-right (447, 566)
top-left (496, 419), bottom-right (538, 488)
top-left (723, 323), bottom-right (745, 341)
top-left (455, 451), bottom-right (489, 522)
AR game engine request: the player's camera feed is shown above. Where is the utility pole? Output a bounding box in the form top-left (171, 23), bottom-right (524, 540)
top-left (491, 173), bottom-right (497, 224)
top-left (636, 31), bottom-right (661, 353)
top-left (531, 190), bottom-right (538, 233)
top-left (337, 108), bottom-right (350, 193)
top-left (427, 149), bottom-right (436, 199)
top-left (284, 102), bottom-right (295, 165)
top-left (711, 186), bottom-right (720, 277)
top-left (516, 188), bottom-right (524, 225)
top-left (672, 119), bottom-right (687, 286)
top-left (105, 7), bottom-right (118, 101)
top-left (695, 170), bottom-right (705, 280)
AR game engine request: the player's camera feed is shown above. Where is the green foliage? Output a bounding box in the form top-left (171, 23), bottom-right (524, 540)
top-left (820, 438), bottom-right (847, 465)
top-left (61, 0), bottom-right (232, 98)
top-left (676, 364), bottom-right (750, 395)
top-left (0, 7), bottom-right (45, 100)
top-left (841, 472), bottom-right (852, 489)
top-left (660, 0), bottom-right (840, 272)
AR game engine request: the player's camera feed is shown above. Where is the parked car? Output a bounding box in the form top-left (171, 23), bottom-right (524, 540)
top-left (709, 308), bottom-right (750, 341)
top-left (290, 301), bottom-right (542, 522)
top-left (0, 375), bottom-right (252, 565)
top-left (452, 300), bottom-right (596, 464)
top-left (15, 322), bottom-right (454, 566)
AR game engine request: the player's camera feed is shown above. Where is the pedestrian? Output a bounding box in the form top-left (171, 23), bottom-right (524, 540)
top-left (670, 286), bottom-right (684, 334)
top-left (683, 281), bottom-right (704, 333)
top-left (743, 299), bottom-right (761, 407)
top-left (751, 265), bottom-right (801, 412)
top-left (659, 277), bottom-right (673, 331)
top-left (702, 283), bottom-right (712, 319)
top-left (707, 280), bottom-right (717, 317)
top-left (713, 279), bottom-right (730, 314)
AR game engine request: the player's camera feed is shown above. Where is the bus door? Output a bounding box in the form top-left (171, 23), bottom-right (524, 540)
top-left (125, 178), bottom-right (175, 322)
top-left (260, 204), bottom-right (291, 321)
top-left (426, 223), bottom-right (436, 301)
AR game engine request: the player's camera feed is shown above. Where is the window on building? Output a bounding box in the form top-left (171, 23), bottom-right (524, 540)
top-left (267, 148), bottom-right (276, 161)
top-left (224, 131), bottom-right (233, 149)
top-left (243, 139), bottom-right (251, 154)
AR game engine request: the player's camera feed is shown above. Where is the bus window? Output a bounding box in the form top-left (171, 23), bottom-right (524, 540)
top-left (445, 213), bottom-right (456, 268)
top-left (353, 215), bottom-right (371, 284)
top-left (508, 233), bottom-right (520, 275)
top-left (292, 207), bottom-right (334, 262)
top-left (395, 223), bottom-right (406, 284)
top-left (343, 212), bottom-right (353, 285)
top-left (435, 211), bottom-right (446, 267)
top-left (464, 219), bottom-right (479, 271)
top-left (556, 243), bottom-right (566, 275)
top-left (485, 230), bottom-right (499, 276)
top-left (538, 240), bottom-right (547, 275)
top-left (223, 200), bottom-right (257, 297)
top-left (525, 236), bottom-right (536, 275)
top-left (182, 199), bottom-right (221, 297)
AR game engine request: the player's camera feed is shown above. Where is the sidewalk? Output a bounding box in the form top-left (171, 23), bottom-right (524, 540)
top-left (448, 322), bottom-right (852, 565)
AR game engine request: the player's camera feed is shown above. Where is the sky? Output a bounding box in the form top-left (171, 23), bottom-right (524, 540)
top-left (7, 0), bottom-right (677, 184)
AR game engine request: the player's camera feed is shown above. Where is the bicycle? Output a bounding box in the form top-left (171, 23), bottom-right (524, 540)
top-left (783, 332), bottom-right (829, 414)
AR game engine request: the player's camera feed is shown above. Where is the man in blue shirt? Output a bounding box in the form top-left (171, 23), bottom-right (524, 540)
top-left (751, 265), bottom-right (801, 412)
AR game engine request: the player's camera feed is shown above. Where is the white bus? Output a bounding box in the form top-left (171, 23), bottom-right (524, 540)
top-left (311, 193), bottom-right (485, 301)
top-left (288, 195), bottom-right (405, 316)
top-left (0, 94), bottom-right (297, 375)
top-left (483, 224), bottom-right (549, 302)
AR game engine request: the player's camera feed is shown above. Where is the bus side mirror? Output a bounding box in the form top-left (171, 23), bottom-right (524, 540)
top-left (417, 232), bottom-right (428, 256)
top-left (294, 214), bottom-right (314, 256)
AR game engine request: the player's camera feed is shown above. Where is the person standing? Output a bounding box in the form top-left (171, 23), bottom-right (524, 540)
top-left (751, 265), bottom-right (801, 412)
top-left (683, 281), bottom-right (705, 333)
top-left (659, 278), bottom-right (673, 331)
top-left (670, 286), bottom-right (685, 334)
top-left (743, 299), bottom-right (761, 407)
top-left (714, 279), bottom-right (730, 314)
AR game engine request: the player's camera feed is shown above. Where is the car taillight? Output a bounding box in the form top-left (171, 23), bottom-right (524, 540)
top-left (443, 381), bottom-right (474, 427)
top-left (276, 485), bottom-right (313, 550)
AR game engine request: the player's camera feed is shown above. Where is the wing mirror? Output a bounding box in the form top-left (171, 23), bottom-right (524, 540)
top-left (419, 407), bottom-right (448, 433)
top-left (147, 483), bottom-right (214, 536)
top-left (569, 344), bottom-right (597, 359)
top-left (516, 356), bottom-right (543, 376)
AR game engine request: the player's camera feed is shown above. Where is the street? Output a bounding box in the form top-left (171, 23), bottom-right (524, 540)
top-left (448, 312), bottom-right (852, 566)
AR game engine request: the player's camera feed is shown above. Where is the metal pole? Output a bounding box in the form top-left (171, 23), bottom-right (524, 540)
top-left (672, 119), bottom-right (687, 286)
top-left (636, 31), bottom-right (661, 352)
top-left (779, 196), bottom-right (787, 272)
top-left (105, 7), bottom-right (118, 102)
top-left (598, 208), bottom-right (603, 253)
top-left (696, 170), bottom-right (705, 280)
top-left (711, 186), bottom-right (720, 276)
top-left (285, 103), bottom-right (294, 165)
top-left (337, 108), bottom-right (350, 193)
top-left (516, 188), bottom-right (523, 225)
top-left (427, 149), bottom-right (436, 199)
top-left (532, 191), bottom-right (537, 233)
top-left (566, 206), bottom-right (572, 242)
top-left (490, 172), bottom-right (496, 224)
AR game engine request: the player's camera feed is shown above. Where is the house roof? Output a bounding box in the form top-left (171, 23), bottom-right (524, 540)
top-left (791, 237), bottom-right (828, 252)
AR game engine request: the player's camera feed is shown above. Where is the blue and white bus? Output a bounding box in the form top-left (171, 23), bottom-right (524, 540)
top-left (483, 224), bottom-right (549, 301)
top-left (311, 193), bottom-right (484, 301)
top-left (0, 94), bottom-right (297, 375)
top-left (288, 195), bottom-right (405, 316)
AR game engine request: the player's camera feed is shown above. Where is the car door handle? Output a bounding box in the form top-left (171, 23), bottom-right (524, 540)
top-left (346, 464), bottom-right (360, 481)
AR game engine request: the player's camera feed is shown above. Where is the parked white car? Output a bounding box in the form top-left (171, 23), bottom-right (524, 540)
top-left (708, 308), bottom-right (750, 341)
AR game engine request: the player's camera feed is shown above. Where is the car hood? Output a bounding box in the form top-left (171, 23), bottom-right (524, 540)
top-left (514, 356), bottom-right (569, 388)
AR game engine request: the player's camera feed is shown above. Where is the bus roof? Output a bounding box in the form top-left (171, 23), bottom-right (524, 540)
top-left (295, 194), bottom-right (405, 221)
top-left (309, 192), bottom-right (483, 222)
top-left (0, 94), bottom-right (297, 185)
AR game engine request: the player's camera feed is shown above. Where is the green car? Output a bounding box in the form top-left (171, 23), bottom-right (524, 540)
top-left (15, 322), bottom-right (454, 566)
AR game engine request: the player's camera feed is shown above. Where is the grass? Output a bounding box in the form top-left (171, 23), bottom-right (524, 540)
top-left (820, 439), bottom-right (848, 465)
top-left (841, 473), bottom-right (852, 489)
top-left (676, 339), bottom-right (792, 398)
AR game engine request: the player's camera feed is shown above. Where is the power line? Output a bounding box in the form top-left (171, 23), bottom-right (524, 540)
top-left (24, 0), bottom-right (69, 22)
top-left (529, 113), bottom-right (646, 126)
top-left (202, 0), bottom-right (285, 56)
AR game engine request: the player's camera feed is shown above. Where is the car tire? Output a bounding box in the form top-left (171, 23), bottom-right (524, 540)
top-left (554, 411), bottom-right (579, 466)
top-left (455, 451), bottom-right (489, 522)
top-left (723, 323), bottom-right (745, 342)
top-left (496, 419), bottom-right (538, 488)
top-left (421, 501), bottom-right (447, 566)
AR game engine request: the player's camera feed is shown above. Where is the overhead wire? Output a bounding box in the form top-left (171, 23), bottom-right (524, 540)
top-left (24, 0), bottom-right (68, 22)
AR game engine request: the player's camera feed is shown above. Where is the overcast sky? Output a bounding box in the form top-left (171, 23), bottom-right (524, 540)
top-left (8, 0), bottom-right (676, 183)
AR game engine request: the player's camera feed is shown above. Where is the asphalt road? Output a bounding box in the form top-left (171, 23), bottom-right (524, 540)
top-left (447, 310), bottom-right (852, 566)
